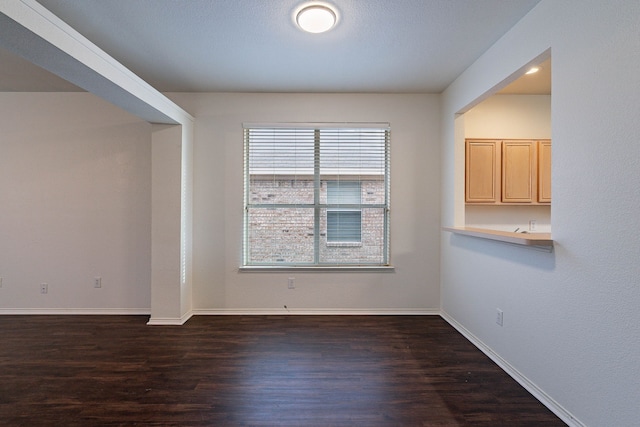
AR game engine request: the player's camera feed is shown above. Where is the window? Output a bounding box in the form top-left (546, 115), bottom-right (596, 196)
top-left (243, 123), bottom-right (390, 266)
top-left (326, 181), bottom-right (361, 243)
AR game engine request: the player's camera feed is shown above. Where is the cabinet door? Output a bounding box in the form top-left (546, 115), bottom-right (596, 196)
top-left (502, 140), bottom-right (536, 203)
top-left (538, 140), bottom-right (552, 203)
top-left (466, 140), bottom-right (500, 203)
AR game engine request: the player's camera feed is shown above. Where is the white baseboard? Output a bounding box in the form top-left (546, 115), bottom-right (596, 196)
top-left (147, 310), bottom-right (193, 325)
top-left (0, 308), bottom-right (435, 320)
top-left (440, 311), bottom-right (584, 427)
top-left (0, 308), bottom-right (150, 315)
top-left (192, 308), bottom-right (439, 316)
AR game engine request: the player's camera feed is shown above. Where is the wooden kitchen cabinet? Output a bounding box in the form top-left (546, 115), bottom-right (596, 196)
top-left (538, 140), bottom-right (552, 203)
top-left (465, 140), bottom-right (500, 203)
top-left (465, 139), bottom-right (550, 205)
top-left (502, 140), bottom-right (536, 203)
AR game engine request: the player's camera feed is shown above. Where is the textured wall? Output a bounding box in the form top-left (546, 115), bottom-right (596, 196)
top-left (169, 92), bottom-right (441, 313)
top-left (0, 93), bottom-right (151, 312)
top-left (441, 1), bottom-right (640, 425)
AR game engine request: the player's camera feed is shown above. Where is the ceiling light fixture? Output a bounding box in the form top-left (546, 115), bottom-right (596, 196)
top-left (296, 4), bottom-right (337, 34)
top-left (525, 66), bottom-right (540, 75)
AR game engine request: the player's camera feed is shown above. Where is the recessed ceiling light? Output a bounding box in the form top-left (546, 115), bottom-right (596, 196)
top-left (525, 66), bottom-right (540, 75)
top-left (296, 4), bottom-right (337, 34)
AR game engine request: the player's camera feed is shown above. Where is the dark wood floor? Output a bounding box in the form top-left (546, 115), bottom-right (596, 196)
top-left (0, 315), bottom-right (564, 426)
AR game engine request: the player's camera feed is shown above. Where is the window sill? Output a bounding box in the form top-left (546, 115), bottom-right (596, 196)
top-left (239, 265), bottom-right (395, 272)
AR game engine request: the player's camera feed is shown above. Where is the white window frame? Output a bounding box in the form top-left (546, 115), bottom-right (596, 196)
top-left (242, 122), bottom-right (391, 268)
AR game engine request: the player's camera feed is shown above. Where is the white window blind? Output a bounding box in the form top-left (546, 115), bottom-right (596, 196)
top-left (243, 124), bottom-right (390, 266)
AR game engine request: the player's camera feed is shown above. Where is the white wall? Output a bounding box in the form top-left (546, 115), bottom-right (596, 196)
top-left (464, 95), bottom-right (551, 232)
top-left (0, 93), bottom-right (152, 313)
top-left (441, 1), bottom-right (640, 426)
top-left (465, 95), bottom-right (551, 139)
top-left (168, 93), bottom-right (441, 313)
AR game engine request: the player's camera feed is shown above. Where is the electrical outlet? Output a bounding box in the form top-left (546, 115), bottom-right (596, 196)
top-left (40, 283), bottom-right (48, 294)
top-left (94, 277), bottom-right (102, 288)
top-left (496, 308), bottom-right (504, 326)
top-left (287, 277), bottom-right (295, 289)
top-left (528, 220), bottom-right (537, 231)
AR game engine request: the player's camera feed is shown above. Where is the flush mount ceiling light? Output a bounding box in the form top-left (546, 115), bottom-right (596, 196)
top-left (296, 4), bottom-right (337, 33)
top-left (525, 66), bottom-right (540, 75)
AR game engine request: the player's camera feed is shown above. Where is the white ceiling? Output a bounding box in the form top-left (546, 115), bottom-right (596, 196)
top-left (1, 0), bottom-right (545, 93)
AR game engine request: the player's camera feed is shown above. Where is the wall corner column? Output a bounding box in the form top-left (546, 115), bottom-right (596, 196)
top-left (148, 122), bottom-right (194, 325)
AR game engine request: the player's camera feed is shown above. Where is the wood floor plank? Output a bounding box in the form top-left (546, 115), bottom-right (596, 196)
top-left (0, 315), bottom-right (565, 426)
